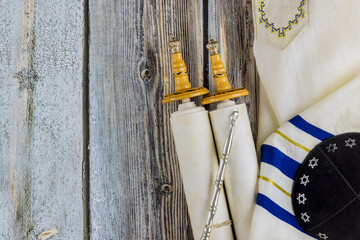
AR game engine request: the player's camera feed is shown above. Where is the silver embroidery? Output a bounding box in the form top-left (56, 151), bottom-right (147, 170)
top-left (345, 138), bottom-right (356, 148)
top-left (326, 143), bottom-right (338, 153)
top-left (300, 174), bottom-right (310, 186)
top-left (308, 157), bottom-right (319, 169)
top-left (301, 212), bottom-right (310, 223)
top-left (297, 193), bottom-right (307, 205)
top-left (318, 232), bottom-right (328, 239)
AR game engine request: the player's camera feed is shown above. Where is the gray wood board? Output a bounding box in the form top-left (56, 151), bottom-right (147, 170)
top-left (89, 0), bottom-right (257, 239)
top-left (89, 0), bottom-right (204, 239)
top-left (0, 0), bottom-right (85, 239)
top-left (0, 0), bottom-right (258, 239)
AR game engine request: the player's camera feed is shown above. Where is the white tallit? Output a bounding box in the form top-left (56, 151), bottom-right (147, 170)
top-left (250, 0), bottom-right (360, 239)
top-left (250, 75), bottom-right (360, 240)
top-left (253, 0), bottom-right (360, 148)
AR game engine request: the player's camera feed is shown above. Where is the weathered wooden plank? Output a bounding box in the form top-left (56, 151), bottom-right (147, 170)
top-left (0, 0), bottom-right (85, 239)
top-left (208, 0), bottom-right (258, 140)
top-left (89, 0), bottom-right (205, 239)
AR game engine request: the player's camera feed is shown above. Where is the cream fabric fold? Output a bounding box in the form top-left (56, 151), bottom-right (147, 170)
top-left (170, 102), bottom-right (234, 240)
top-left (253, 0), bottom-right (360, 147)
top-left (250, 75), bottom-right (360, 240)
top-left (257, 81), bottom-right (278, 152)
top-left (209, 101), bottom-right (259, 240)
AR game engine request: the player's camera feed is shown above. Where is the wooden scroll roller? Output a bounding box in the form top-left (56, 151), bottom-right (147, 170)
top-left (162, 36), bottom-right (209, 104)
top-left (162, 36), bottom-right (234, 240)
top-left (203, 37), bottom-right (259, 240)
top-left (201, 37), bottom-right (249, 105)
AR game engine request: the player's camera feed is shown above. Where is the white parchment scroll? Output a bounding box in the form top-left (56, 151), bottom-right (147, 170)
top-left (171, 101), bottom-right (234, 240)
top-left (210, 101), bottom-right (259, 240)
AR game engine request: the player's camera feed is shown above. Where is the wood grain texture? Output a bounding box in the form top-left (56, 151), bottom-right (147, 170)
top-left (208, 0), bottom-right (258, 140)
top-left (89, 0), bottom-right (258, 239)
top-left (90, 0), bottom-right (256, 239)
top-left (89, 0), bottom-right (205, 239)
top-left (0, 0), bottom-right (85, 239)
top-left (0, 0), bottom-right (257, 239)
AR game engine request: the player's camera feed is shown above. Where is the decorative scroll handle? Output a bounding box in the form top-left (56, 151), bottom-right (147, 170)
top-left (162, 36), bottom-right (209, 104)
top-left (201, 37), bottom-right (249, 105)
top-left (200, 109), bottom-right (239, 240)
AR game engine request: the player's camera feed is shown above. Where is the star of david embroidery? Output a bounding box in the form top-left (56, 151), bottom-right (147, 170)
top-left (308, 157), bottom-right (318, 169)
top-left (300, 174), bottom-right (310, 186)
top-left (297, 193), bottom-right (307, 204)
top-left (326, 143), bottom-right (338, 153)
top-left (301, 212), bottom-right (310, 223)
top-left (318, 232), bottom-right (328, 239)
top-left (345, 138), bottom-right (356, 148)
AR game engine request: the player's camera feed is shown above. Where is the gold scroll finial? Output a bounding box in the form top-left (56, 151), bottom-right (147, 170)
top-left (169, 35), bottom-right (181, 54)
top-left (206, 36), bottom-right (220, 56)
top-left (202, 37), bottom-right (249, 105)
top-left (162, 36), bottom-right (209, 104)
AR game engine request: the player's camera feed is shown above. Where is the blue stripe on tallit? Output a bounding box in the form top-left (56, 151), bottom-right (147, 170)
top-left (289, 115), bottom-right (334, 141)
top-left (261, 144), bottom-right (301, 179)
top-left (256, 193), bottom-right (306, 233)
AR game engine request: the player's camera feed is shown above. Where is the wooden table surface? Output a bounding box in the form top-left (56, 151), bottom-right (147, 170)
top-left (0, 0), bottom-right (258, 239)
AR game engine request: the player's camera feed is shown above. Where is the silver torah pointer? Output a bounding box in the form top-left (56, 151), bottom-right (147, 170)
top-left (200, 109), bottom-right (239, 240)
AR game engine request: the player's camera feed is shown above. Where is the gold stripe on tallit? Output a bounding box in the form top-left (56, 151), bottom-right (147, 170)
top-left (275, 130), bottom-right (310, 152)
top-left (259, 175), bottom-right (291, 197)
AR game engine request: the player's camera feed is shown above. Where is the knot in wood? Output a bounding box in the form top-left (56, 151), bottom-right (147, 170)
top-left (138, 52), bottom-right (156, 84)
top-left (161, 184), bottom-right (172, 194)
top-left (141, 68), bottom-right (152, 80)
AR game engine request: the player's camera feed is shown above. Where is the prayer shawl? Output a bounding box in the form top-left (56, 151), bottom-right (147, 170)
top-left (253, 0), bottom-right (360, 148)
top-left (250, 75), bottom-right (360, 239)
top-left (251, 0), bottom-right (360, 238)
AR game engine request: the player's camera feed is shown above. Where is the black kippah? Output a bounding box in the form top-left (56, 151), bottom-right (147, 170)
top-left (292, 133), bottom-right (360, 240)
